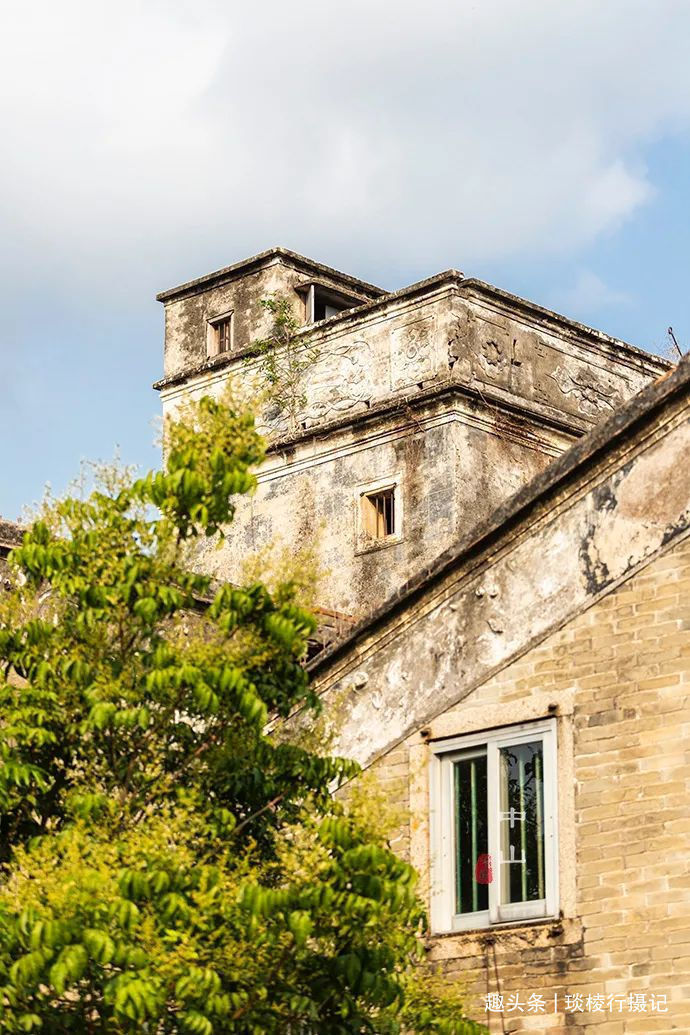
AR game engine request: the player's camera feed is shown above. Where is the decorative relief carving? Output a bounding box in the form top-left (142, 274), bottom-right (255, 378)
top-left (456, 309), bottom-right (514, 389)
top-left (533, 381), bottom-right (550, 405)
top-left (303, 340), bottom-right (372, 423)
top-left (261, 403), bottom-right (289, 437)
top-left (451, 310), bottom-right (522, 391)
top-left (548, 364), bottom-right (617, 416)
top-left (449, 312), bottom-right (625, 419)
top-left (448, 313), bottom-right (473, 379)
top-left (448, 330), bottom-right (464, 371)
top-left (391, 317), bottom-right (437, 390)
top-left (482, 338), bottom-right (509, 370)
top-left (471, 331), bottom-right (513, 389)
top-left (259, 339), bottom-right (373, 435)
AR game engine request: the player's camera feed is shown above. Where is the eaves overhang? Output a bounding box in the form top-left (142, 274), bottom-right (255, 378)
top-left (153, 267), bottom-right (668, 393)
top-left (156, 246), bottom-right (387, 304)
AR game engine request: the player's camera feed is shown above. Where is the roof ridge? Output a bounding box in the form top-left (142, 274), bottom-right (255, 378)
top-left (156, 246), bottom-right (387, 303)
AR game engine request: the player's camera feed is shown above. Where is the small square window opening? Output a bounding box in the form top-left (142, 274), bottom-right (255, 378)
top-left (362, 488), bottom-right (395, 539)
top-left (207, 313), bottom-right (234, 357)
top-left (306, 285), bottom-right (356, 324)
top-left (314, 295), bottom-right (347, 321)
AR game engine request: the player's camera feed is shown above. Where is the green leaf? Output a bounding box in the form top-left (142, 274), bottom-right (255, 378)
top-left (180, 1011), bottom-right (213, 1035)
top-left (288, 910), bottom-right (313, 948)
top-left (83, 929), bottom-right (115, 964)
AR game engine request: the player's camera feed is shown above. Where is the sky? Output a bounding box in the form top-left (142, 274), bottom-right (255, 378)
top-left (1, 0), bottom-right (689, 521)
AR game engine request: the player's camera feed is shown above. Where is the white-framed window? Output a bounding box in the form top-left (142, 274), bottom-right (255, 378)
top-left (207, 311), bottom-right (234, 357)
top-left (355, 476), bottom-right (403, 552)
top-left (429, 719), bottom-right (558, 933)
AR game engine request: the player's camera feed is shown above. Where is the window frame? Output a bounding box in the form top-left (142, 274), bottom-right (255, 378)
top-left (207, 310), bottom-right (234, 357)
top-left (429, 719), bottom-right (558, 933)
top-left (355, 475), bottom-right (403, 553)
top-left (362, 486), bottom-right (396, 539)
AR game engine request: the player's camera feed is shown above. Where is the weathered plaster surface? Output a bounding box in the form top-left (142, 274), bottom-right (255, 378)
top-left (192, 393), bottom-right (566, 616)
top-left (163, 261), bottom-right (298, 379)
top-left (307, 360), bottom-right (690, 768)
top-left (156, 250), bottom-right (667, 619)
top-left (371, 531), bottom-right (690, 1033)
top-left (156, 253), bottom-right (689, 1031)
top-left (160, 249), bottom-right (381, 382)
top-left (161, 278), bottom-right (664, 436)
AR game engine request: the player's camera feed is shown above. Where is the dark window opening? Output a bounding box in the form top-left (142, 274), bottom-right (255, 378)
top-left (499, 741), bottom-right (545, 906)
top-left (310, 286), bottom-right (355, 323)
top-left (314, 295), bottom-right (347, 321)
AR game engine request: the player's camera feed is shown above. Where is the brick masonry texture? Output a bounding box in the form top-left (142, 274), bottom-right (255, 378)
top-left (370, 534), bottom-right (690, 1033)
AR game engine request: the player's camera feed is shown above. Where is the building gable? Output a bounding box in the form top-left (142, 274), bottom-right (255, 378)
top-left (307, 357), bottom-right (690, 769)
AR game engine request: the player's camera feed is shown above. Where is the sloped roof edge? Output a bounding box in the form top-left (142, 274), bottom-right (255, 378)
top-left (156, 247), bottom-right (387, 303)
top-left (309, 354), bottom-right (690, 677)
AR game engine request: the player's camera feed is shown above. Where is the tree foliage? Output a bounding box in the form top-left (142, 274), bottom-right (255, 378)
top-left (0, 391), bottom-right (483, 1034)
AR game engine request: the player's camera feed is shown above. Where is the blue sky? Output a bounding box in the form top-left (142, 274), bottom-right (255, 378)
top-left (1, 0), bottom-right (689, 521)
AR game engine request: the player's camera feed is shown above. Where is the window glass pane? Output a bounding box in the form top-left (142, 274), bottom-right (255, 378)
top-left (453, 754), bottom-right (488, 914)
top-left (499, 741), bottom-right (545, 904)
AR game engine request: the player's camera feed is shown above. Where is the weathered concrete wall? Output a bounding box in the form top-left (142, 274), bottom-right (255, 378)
top-left (307, 364), bottom-right (690, 764)
top-left (299, 360), bottom-right (690, 1032)
top-left (450, 282), bottom-right (658, 427)
top-left (162, 260), bottom-right (301, 379)
top-left (157, 256), bottom-right (667, 619)
top-left (368, 532), bottom-right (690, 1033)
top-left (193, 394), bottom-right (565, 616)
top-left (159, 250), bottom-right (381, 382)
top-left (161, 277), bottom-right (664, 439)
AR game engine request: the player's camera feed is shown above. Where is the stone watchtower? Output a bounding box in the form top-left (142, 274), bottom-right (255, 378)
top-left (154, 247), bottom-right (666, 623)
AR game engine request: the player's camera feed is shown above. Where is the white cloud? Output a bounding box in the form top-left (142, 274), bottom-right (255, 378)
top-left (1, 0), bottom-right (690, 295)
top-left (551, 270), bottom-right (633, 323)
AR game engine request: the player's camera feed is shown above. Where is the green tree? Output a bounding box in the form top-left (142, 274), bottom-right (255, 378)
top-left (0, 392), bottom-right (483, 1034)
